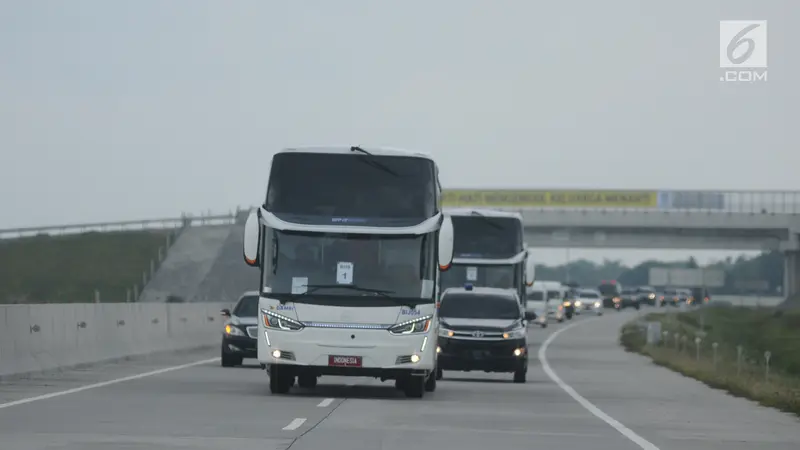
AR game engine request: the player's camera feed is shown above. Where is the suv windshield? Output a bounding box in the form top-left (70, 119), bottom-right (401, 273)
top-left (527, 291), bottom-right (545, 301)
top-left (579, 291), bottom-right (600, 298)
top-left (439, 264), bottom-right (518, 291)
top-left (451, 215), bottom-right (522, 259)
top-left (439, 294), bottom-right (520, 320)
top-left (233, 295), bottom-right (259, 317)
top-left (263, 230), bottom-right (435, 303)
top-left (265, 152), bottom-right (436, 224)
top-left (547, 290), bottom-right (562, 300)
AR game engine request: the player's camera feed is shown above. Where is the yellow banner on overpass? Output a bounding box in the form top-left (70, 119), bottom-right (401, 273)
top-left (441, 190), bottom-right (659, 208)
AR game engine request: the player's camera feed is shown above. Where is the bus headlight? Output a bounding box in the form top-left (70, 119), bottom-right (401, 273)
top-left (389, 316), bottom-right (432, 335)
top-left (261, 309), bottom-right (304, 331)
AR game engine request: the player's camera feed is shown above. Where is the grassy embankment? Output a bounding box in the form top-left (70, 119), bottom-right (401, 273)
top-left (620, 306), bottom-right (800, 416)
top-left (0, 230), bottom-right (173, 304)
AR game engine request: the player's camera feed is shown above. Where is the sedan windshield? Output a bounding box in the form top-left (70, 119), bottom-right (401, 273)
top-left (232, 295), bottom-right (259, 317)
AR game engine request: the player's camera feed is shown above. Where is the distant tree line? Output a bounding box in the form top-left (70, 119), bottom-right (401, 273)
top-left (535, 251), bottom-right (783, 295)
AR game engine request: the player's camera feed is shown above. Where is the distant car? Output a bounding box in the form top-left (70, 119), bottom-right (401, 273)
top-left (220, 291), bottom-right (260, 367)
top-left (635, 286), bottom-right (658, 305)
top-left (573, 289), bottom-right (604, 316)
top-left (598, 281), bottom-right (623, 308)
top-left (691, 287), bottom-right (711, 305)
top-left (437, 286), bottom-right (529, 383)
top-left (660, 288), bottom-right (680, 307)
top-left (617, 288), bottom-right (641, 311)
top-left (677, 288), bottom-right (693, 305)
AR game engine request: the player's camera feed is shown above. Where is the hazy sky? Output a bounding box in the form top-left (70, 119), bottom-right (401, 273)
top-left (1, 1), bottom-right (797, 265)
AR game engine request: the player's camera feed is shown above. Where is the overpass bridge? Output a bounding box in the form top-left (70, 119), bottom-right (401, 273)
top-left (441, 188), bottom-right (800, 300)
top-left (2, 188), bottom-right (800, 301)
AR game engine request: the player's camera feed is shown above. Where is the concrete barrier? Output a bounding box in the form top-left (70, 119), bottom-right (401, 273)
top-left (0, 302), bottom-right (233, 379)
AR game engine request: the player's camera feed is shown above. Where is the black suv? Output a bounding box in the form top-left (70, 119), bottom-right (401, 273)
top-left (437, 287), bottom-right (530, 383)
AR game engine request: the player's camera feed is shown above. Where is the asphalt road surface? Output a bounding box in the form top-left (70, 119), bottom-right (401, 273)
top-left (1, 309), bottom-right (799, 450)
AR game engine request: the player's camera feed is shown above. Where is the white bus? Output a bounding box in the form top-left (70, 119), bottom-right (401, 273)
top-left (242, 146), bottom-right (454, 398)
top-left (439, 208), bottom-right (536, 315)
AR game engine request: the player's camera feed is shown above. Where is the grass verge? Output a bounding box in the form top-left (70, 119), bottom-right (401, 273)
top-left (620, 306), bottom-right (800, 417)
top-left (0, 230), bottom-right (174, 303)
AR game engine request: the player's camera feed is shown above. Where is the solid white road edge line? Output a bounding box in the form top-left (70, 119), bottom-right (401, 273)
top-left (283, 418), bottom-right (307, 431)
top-left (0, 357), bottom-right (220, 410)
top-left (538, 317), bottom-right (661, 450)
top-left (317, 398), bottom-right (334, 407)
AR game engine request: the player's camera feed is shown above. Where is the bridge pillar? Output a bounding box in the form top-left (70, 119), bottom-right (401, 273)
top-left (784, 251), bottom-right (800, 300)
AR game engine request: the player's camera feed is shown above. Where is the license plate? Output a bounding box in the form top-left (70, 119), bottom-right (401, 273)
top-left (328, 355), bottom-right (362, 367)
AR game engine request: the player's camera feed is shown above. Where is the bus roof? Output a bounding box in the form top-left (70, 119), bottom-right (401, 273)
top-left (275, 145), bottom-right (434, 160)
top-left (445, 208), bottom-right (523, 221)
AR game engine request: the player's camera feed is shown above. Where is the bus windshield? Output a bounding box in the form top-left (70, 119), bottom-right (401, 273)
top-left (262, 230), bottom-right (436, 303)
top-left (265, 152), bottom-right (436, 224)
top-left (451, 215), bottom-right (522, 258)
top-left (439, 264), bottom-right (518, 291)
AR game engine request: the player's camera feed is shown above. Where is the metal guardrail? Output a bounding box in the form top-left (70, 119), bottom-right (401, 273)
top-left (0, 210), bottom-right (243, 240)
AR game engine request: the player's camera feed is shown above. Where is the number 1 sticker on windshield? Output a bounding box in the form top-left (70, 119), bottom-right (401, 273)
top-left (337, 262), bottom-right (354, 284)
top-left (466, 266), bottom-right (478, 281)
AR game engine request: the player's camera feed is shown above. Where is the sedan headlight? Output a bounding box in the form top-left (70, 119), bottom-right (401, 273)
top-left (594, 301), bottom-right (601, 308)
top-left (575, 300), bottom-right (583, 307)
top-left (389, 315), bottom-right (432, 335)
top-left (224, 323), bottom-right (246, 336)
top-left (261, 309), bottom-right (304, 331)
top-left (563, 301), bottom-right (572, 307)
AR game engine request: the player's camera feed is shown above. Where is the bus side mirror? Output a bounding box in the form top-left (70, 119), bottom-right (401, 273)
top-left (437, 215), bottom-right (454, 271)
top-left (243, 210), bottom-right (260, 267)
top-left (525, 255), bottom-right (536, 287)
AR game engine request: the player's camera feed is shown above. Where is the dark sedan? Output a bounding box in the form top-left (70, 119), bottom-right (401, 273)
top-left (220, 291), bottom-right (260, 367)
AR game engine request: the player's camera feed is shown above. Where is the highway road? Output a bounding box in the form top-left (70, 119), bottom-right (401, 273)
top-left (1, 310), bottom-right (799, 450)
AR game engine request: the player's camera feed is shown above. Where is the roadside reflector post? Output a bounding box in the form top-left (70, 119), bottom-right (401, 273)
top-left (94, 289), bottom-right (100, 303)
top-left (712, 342), bottom-right (719, 371)
top-left (764, 351), bottom-right (772, 382)
top-left (736, 345), bottom-right (744, 376)
top-left (694, 337), bottom-right (701, 361)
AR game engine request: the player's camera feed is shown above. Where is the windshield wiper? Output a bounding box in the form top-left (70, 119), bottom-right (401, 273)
top-left (350, 146), bottom-right (400, 177)
top-left (298, 284), bottom-right (425, 308)
top-left (469, 210), bottom-right (504, 230)
top-left (301, 283), bottom-right (395, 298)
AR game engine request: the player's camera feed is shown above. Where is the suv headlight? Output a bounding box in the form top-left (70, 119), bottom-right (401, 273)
top-left (389, 315), bottom-right (432, 335)
top-left (503, 326), bottom-right (526, 339)
top-left (438, 327), bottom-right (454, 337)
top-left (261, 309), bottom-right (304, 331)
top-left (224, 323), bottom-right (246, 336)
